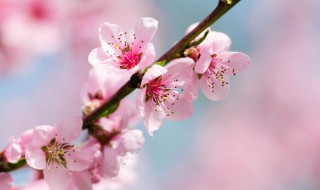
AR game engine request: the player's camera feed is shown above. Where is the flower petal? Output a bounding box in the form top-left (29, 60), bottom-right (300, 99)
top-left (25, 144), bottom-right (47, 170)
top-left (200, 73), bottom-right (230, 101)
top-left (99, 148), bottom-right (120, 177)
top-left (166, 91), bottom-right (194, 121)
top-left (138, 43), bottom-right (156, 70)
top-left (165, 57), bottom-right (198, 100)
top-left (43, 162), bottom-right (72, 190)
top-left (32, 125), bottom-right (56, 147)
top-left (195, 46), bottom-right (212, 74)
top-left (218, 51), bottom-right (251, 75)
top-left (99, 22), bottom-right (125, 55)
top-left (64, 149), bottom-right (93, 172)
top-left (4, 140), bottom-right (22, 163)
top-left (141, 64), bottom-right (167, 87)
top-left (114, 130), bottom-right (145, 155)
top-left (72, 171), bottom-right (93, 190)
top-left (81, 68), bottom-right (105, 103)
top-left (137, 88), bottom-right (165, 136)
top-left (189, 72), bottom-right (199, 100)
top-left (165, 57), bottom-right (194, 80)
top-left (144, 103), bottom-right (165, 136)
top-left (203, 31), bottom-right (231, 52)
top-left (55, 117), bottom-right (82, 142)
top-left (19, 129), bottom-right (33, 151)
top-left (131, 17), bottom-right (158, 51)
top-left (0, 173), bottom-right (12, 190)
top-left (88, 47), bottom-right (115, 70)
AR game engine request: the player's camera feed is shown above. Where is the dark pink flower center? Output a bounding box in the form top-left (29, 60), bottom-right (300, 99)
top-left (145, 76), bottom-right (183, 117)
top-left (119, 51), bottom-right (142, 70)
top-left (105, 32), bottom-right (145, 70)
top-left (30, 2), bottom-right (50, 20)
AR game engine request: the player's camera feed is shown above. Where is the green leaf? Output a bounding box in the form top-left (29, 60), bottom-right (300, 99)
top-left (198, 74), bottom-right (203, 79)
top-left (3, 158), bottom-right (26, 172)
top-left (99, 102), bottom-right (120, 118)
top-left (154, 60), bottom-right (166, 67)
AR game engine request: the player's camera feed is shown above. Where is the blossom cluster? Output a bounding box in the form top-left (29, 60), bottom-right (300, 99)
top-left (0, 17), bottom-right (250, 190)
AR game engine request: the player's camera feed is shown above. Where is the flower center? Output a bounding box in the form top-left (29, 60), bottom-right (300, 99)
top-left (145, 76), bottom-right (183, 117)
top-left (119, 51), bottom-right (142, 70)
top-left (42, 138), bottom-right (75, 168)
top-left (204, 61), bottom-right (229, 93)
top-left (105, 32), bottom-right (144, 70)
top-left (30, 2), bottom-right (50, 20)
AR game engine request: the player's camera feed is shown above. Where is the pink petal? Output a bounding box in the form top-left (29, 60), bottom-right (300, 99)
top-left (165, 57), bottom-right (198, 99)
top-left (166, 92), bottom-right (194, 121)
top-left (81, 68), bottom-right (105, 103)
top-left (32, 125), bottom-right (56, 147)
top-left (0, 173), bottom-right (12, 190)
top-left (195, 46), bottom-right (212, 74)
top-left (55, 117), bottom-right (82, 142)
top-left (43, 162), bottom-right (72, 190)
top-left (88, 47), bottom-right (114, 70)
top-left (100, 148), bottom-right (120, 177)
top-left (144, 102), bottom-right (165, 136)
top-left (218, 51), bottom-right (251, 75)
top-left (4, 140), bottom-right (22, 163)
top-left (200, 74), bottom-right (230, 101)
top-left (131, 17), bottom-right (158, 51)
top-left (18, 179), bottom-right (50, 190)
top-left (25, 144), bottom-right (47, 170)
top-left (72, 171), bottom-right (93, 190)
top-left (99, 22), bottom-right (124, 55)
top-left (114, 130), bottom-right (145, 155)
top-left (189, 72), bottom-right (200, 100)
top-left (138, 43), bottom-right (156, 70)
top-left (64, 149), bottom-right (93, 172)
top-left (136, 88), bottom-right (147, 118)
top-left (137, 88), bottom-right (165, 136)
top-left (141, 65), bottom-right (167, 87)
top-left (202, 31), bottom-right (231, 52)
top-left (165, 57), bottom-right (194, 80)
top-left (19, 129), bottom-right (33, 151)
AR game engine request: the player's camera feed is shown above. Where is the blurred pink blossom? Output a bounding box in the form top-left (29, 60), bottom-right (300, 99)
top-left (0, 172), bottom-right (12, 190)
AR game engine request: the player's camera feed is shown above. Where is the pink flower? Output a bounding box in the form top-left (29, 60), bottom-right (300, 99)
top-left (25, 117), bottom-right (93, 190)
top-left (72, 139), bottom-right (102, 190)
top-left (137, 58), bottom-right (195, 135)
top-left (4, 129), bottom-right (33, 163)
top-left (88, 17), bottom-right (158, 72)
top-left (92, 154), bottom-right (139, 190)
top-left (185, 24), bottom-right (251, 101)
top-left (4, 138), bottom-right (21, 163)
top-left (0, 173), bottom-right (12, 190)
top-left (81, 68), bottom-right (138, 126)
top-left (81, 68), bottom-right (129, 116)
top-left (98, 117), bottom-right (145, 178)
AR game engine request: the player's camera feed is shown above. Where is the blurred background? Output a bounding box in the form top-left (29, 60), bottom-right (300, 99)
top-left (1, 0), bottom-right (320, 189)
